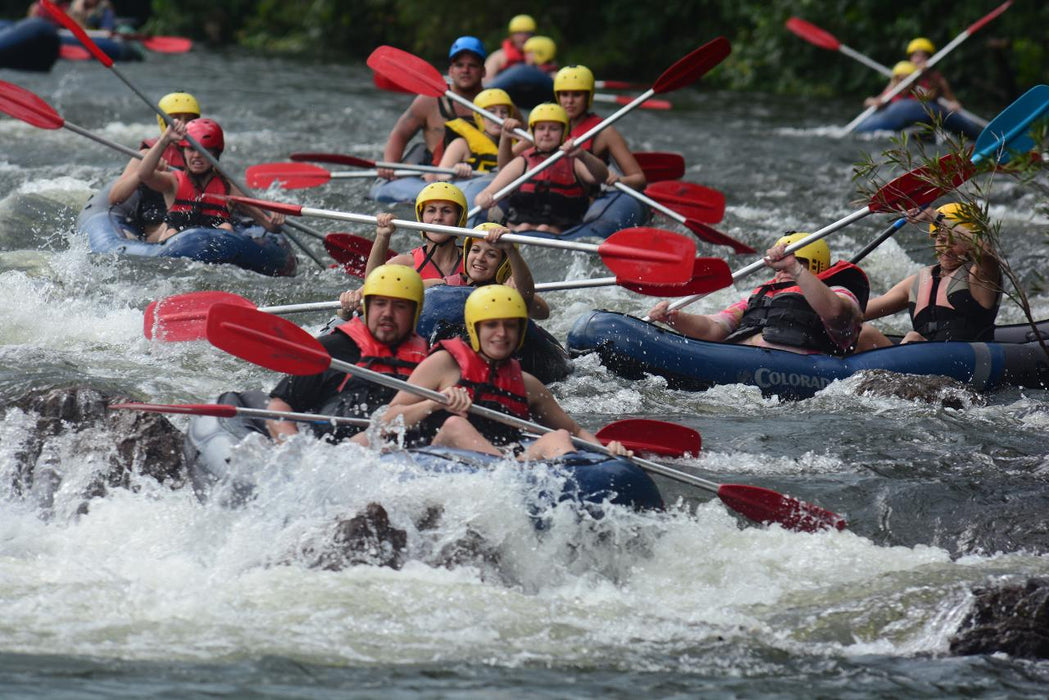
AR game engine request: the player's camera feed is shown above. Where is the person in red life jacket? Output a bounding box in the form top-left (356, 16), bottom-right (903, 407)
top-left (108, 91), bottom-right (201, 242)
top-left (856, 203), bottom-right (1001, 350)
top-left (484, 14), bottom-right (536, 81)
top-left (522, 36), bottom-right (558, 75)
top-left (370, 285), bottom-right (630, 459)
top-left (135, 118), bottom-right (284, 243)
top-left (554, 65), bottom-right (646, 191)
top-left (427, 89), bottom-right (517, 182)
top-left (648, 233), bottom-right (869, 355)
top-left (473, 103), bottom-right (608, 234)
top-left (437, 222), bottom-right (549, 320)
top-left (377, 36), bottom-right (487, 180)
top-left (365, 182), bottom-right (467, 283)
top-left (266, 265), bottom-right (428, 443)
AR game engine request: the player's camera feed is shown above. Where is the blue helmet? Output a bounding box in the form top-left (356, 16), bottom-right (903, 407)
top-left (449, 36), bottom-right (486, 61)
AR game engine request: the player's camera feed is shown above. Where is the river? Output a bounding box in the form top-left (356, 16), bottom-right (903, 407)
top-left (1, 47), bottom-right (1048, 697)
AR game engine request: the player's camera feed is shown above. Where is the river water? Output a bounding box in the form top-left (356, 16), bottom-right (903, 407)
top-left (2, 48), bottom-right (1049, 697)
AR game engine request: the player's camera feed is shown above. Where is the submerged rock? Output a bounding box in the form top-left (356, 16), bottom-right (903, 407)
top-left (299, 503), bottom-right (408, 571)
top-left (852, 369), bottom-right (986, 409)
top-left (7, 386), bottom-right (186, 512)
top-left (950, 578), bottom-right (1049, 658)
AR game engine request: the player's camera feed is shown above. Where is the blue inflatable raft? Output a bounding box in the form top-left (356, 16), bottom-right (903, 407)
top-left (182, 390), bottom-right (664, 513)
top-left (0, 18), bottom-right (59, 71)
top-left (58, 27), bottom-right (142, 61)
top-left (487, 64), bottom-right (555, 109)
top-left (855, 98), bottom-right (981, 139)
top-left (567, 310), bottom-right (1049, 399)
top-left (76, 183), bottom-right (298, 277)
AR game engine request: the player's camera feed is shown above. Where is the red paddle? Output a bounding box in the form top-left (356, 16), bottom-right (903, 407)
top-left (595, 419), bottom-right (701, 456)
top-left (132, 35), bottom-right (192, 54)
top-left (59, 44), bottom-right (91, 60)
top-left (644, 181), bottom-right (727, 222)
top-left (323, 233), bottom-right (397, 277)
top-left (110, 402), bottom-right (368, 427)
top-left (214, 194), bottom-right (698, 285)
top-left (206, 304), bottom-right (845, 532)
top-left (247, 161), bottom-right (464, 189)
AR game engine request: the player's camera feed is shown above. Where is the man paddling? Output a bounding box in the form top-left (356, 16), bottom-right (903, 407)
top-left (266, 265), bottom-right (429, 443)
top-left (378, 36), bottom-right (487, 179)
top-left (648, 233), bottom-right (869, 355)
top-left (369, 285), bottom-right (629, 460)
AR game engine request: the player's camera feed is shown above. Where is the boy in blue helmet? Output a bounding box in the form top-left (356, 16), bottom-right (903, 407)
top-left (378, 36), bottom-right (488, 179)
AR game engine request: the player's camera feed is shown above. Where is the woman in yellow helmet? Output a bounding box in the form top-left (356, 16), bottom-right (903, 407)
top-left (648, 233), bottom-right (869, 356)
top-left (856, 203), bottom-right (1001, 350)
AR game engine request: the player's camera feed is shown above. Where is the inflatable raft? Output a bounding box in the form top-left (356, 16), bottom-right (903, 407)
top-left (0, 18), bottom-right (59, 71)
top-left (58, 28), bottom-right (142, 61)
top-left (855, 98), bottom-right (981, 139)
top-left (567, 310), bottom-right (1049, 399)
top-left (76, 183), bottom-right (298, 277)
top-left (182, 390), bottom-right (664, 513)
top-left (487, 63), bottom-right (555, 109)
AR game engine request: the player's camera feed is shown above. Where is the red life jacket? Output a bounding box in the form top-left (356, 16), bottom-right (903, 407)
top-left (569, 113), bottom-right (605, 155)
top-left (724, 261), bottom-right (869, 355)
top-left (410, 245), bottom-right (462, 280)
top-left (339, 317), bottom-right (429, 379)
top-left (504, 148), bottom-right (590, 230)
top-left (164, 170), bottom-right (231, 231)
top-left (908, 262), bottom-right (1000, 342)
top-left (437, 338), bottom-right (530, 419)
top-left (139, 137), bottom-right (187, 169)
top-left (501, 38), bottom-right (526, 70)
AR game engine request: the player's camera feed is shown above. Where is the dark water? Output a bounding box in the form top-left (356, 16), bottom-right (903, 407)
top-left (1, 48), bottom-right (1048, 698)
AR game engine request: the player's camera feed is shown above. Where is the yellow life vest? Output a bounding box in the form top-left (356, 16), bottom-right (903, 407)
top-left (443, 118), bottom-right (499, 173)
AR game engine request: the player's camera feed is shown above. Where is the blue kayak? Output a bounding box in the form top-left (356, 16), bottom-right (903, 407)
top-left (0, 18), bottom-right (59, 71)
top-left (487, 63), bottom-right (555, 109)
top-left (567, 310), bottom-right (1049, 399)
top-left (58, 27), bottom-right (142, 61)
top-left (183, 390), bottom-right (664, 513)
top-left (855, 98), bottom-right (981, 139)
top-left (76, 182), bottom-right (298, 277)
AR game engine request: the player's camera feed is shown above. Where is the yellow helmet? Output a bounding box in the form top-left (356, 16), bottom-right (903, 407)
top-left (528, 102), bottom-right (569, 143)
top-left (554, 65), bottom-right (595, 109)
top-left (361, 264), bottom-right (425, 327)
top-left (928, 202), bottom-right (969, 235)
top-left (464, 284), bottom-right (528, 352)
top-left (415, 182), bottom-right (467, 233)
top-left (472, 88), bottom-right (514, 131)
top-left (508, 14), bottom-right (536, 34)
top-left (156, 91), bottom-right (201, 133)
top-left (907, 37), bottom-right (935, 56)
top-left (892, 60), bottom-right (917, 77)
top-left (523, 36), bottom-right (556, 65)
top-left (464, 223), bottom-right (514, 284)
top-left (775, 232), bottom-right (830, 274)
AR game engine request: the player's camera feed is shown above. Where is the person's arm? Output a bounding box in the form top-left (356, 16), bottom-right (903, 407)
top-left (567, 141), bottom-right (608, 186)
top-left (934, 74), bottom-right (962, 111)
top-left (136, 124), bottom-right (182, 196)
top-left (495, 117), bottom-right (523, 169)
top-left (364, 213), bottom-right (397, 278)
top-left (599, 129), bottom-right (646, 190)
top-left (380, 352), bottom-right (462, 429)
top-left (864, 275), bottom-right (915, 320)
top-left (265, 397), bottom-right (300, 440)
top-left (379, 97), bottom-right (430, 179)
top-left (108, 153), bottom-right (151, 204)
top-left (431, 139), bottom-right (471, 181)
top-left (966, 230), bottom-right (1002, 309)
top-left (473, 156), bottom-right (525, 210)
top-left (484, 50), bottom-right (506, 79)
top-left (646, 300), bottom-right (733, 341)
top-left (483, 226), bottom-right (535, 311)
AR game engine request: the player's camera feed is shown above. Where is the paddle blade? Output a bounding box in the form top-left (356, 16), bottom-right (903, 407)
top-left (596, 419), bottom-right (701, 457)
top-left (367, 46), bottom-right (448, 98)
top-left (972, 84), bottom-right (1049, 165)
top-left (717, 484), bottom-right (847, 533)
top-left (683, 220), bottom-right (755, 254)
top-left (290, 152), bottom-right (377, 168)
top-left (653, 36), bottom-right (731, 93)
top-left (324, 233), bottom-right (397, 277)
top-left (619, 256), bottom-right (732, 296)
top-left (595, 80), bottom-right (646, 90)
top-left (785, 17), bottom-right (840, 51)
top-left (634, 152), bottom-right (685, 182)
top-left (246, 162), bottom-right (332, 190)
top-left (0, 80), bottom-right (64, 130)
top-left (598, 228), bottom-right (696, 284)
top-left (595, 94), bottom-right (672, 110)
top-left (59, 44), bottom-right (91, 60)
top-left (645, 181), bottom-right (726, 222)
top-left (372, 71), bottom-right (416, 94)
top-left (139, 36), bottom-right (192, 53)
top-left (206, 304), bottom-right (332, 375)
top-left (144, 291), bottom-right (255, 341)
top-left (869, 154), bottom-right (975, 213)
top-left (41, 0), bottom-right (113, 67)
top-left (110, 402), bottom-right (238, 418)
top-left (225, 195), bottom-right (304, 216)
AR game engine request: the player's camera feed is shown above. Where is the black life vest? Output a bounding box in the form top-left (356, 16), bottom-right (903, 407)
top-left (132, 139), bottom-right (185, 227)
top-left (909, 262), bottom-right (1001, 342)
top-left (163, 170), bottom-right (231, 232)
top-left (724, 261), bottom-right (870, 355)
top-left (504, 148), bottom-right (590, 230)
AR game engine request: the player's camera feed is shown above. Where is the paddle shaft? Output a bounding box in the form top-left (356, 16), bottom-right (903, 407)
top-left (368, 161), bottom-right (478, 176)
top-left (843, 1), bottom-right (1011, 133)
top-left (468, 88), bottom-right (657, 218)
top-left (62, 120), bottom-right (144, 160)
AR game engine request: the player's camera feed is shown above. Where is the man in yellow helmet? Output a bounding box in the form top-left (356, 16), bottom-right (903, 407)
top-left (266, 265), bottom-right (429, 443)
top-left (857, 203), bottom-right (1001, 349)
top-left (373, 285), bottom-right (628, 459)
top-left (378, 37), bottom-right (487, 180)
top-left (648, 234), bottom-right (869, 355)
top-left (484, 14), bottom-right (537, 80)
